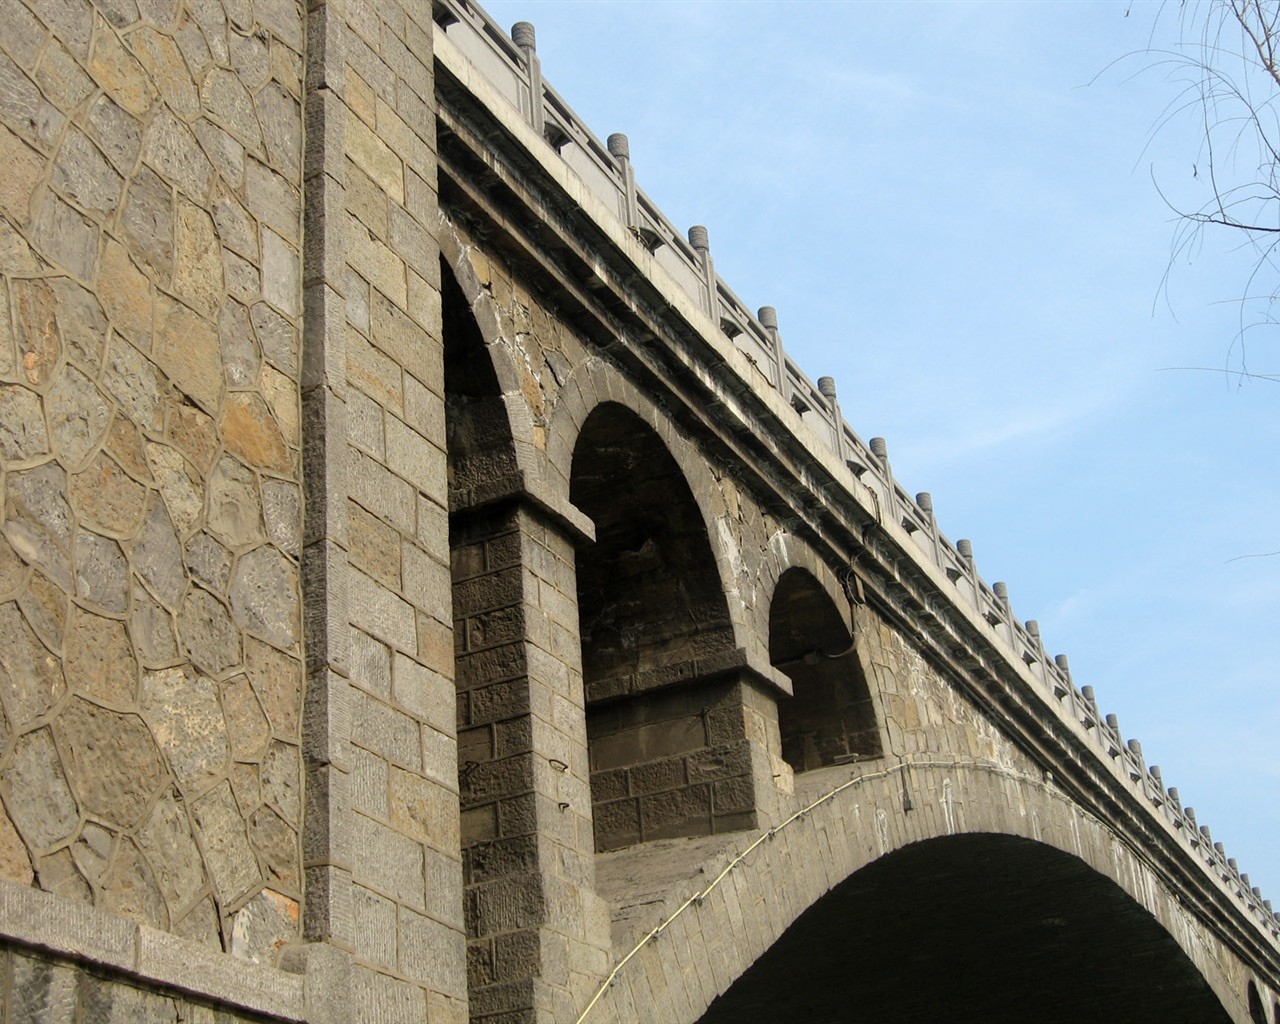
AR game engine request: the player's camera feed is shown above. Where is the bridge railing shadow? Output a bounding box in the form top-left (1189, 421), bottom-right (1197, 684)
top-left (432, 0), bottom-right (1278, 942)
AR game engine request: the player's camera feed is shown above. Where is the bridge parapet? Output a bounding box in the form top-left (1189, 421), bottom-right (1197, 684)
top-left (433, 0), bottom-right (1279, 949)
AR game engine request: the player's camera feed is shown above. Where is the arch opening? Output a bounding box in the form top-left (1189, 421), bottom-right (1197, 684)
top-left (769, 567), bottom-right (881, 773)
top-left (572, 403), bottom-right (753, 852)
top-left (697, 833), bottom-right (1232, 1024)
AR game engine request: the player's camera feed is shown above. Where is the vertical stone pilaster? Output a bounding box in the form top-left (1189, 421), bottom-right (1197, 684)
top-left (454, 500), bottom-right (609, 1024)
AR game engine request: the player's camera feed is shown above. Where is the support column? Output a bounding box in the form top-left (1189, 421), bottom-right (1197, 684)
top-left (453, 499), bottom-right (610, 1024)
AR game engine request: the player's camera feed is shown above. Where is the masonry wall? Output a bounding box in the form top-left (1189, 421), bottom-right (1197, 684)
top-left (0, 0), bottom-right (307, 961)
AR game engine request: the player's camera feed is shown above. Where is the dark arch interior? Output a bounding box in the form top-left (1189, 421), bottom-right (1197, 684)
top-left (769, 567), bottom-right (880, 772)
top-left (697, 833), bottom-right (1232, 1024)
top-left (572, 402), bottom-right (739, 851)
top-left (1250, 980), bottom-right (1267, 1023)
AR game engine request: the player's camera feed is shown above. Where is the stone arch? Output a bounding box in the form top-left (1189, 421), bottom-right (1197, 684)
top-left (1250, 980), bottom-right (1268, 1023)
top-left (582, 763), bottom-right (1245, 1024)
top-left (545, 357), bottom-right (753, 659)
top-left (768, 566), bottom-right (882, 773)
top-left (572, 401), bottom-right (765, 852)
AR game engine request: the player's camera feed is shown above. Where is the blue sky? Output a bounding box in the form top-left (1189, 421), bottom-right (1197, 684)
top-left (479, 0), bottom-right (1280, 897)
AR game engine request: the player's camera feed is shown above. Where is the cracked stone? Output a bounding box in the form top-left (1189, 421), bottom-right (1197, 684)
top-left (3, 462), bottom-right (73, 591)
top-left (261, 480), bottom-right (300, 557)
top-left (71, 452), bottom-right (147, 539)
top-left (0, 384), bottom-right (48, 460)
top-left (32, 191), bottom-right (98, 281)
top-left (191, 780), bottom-right (259, 905)
top-left (88, 18), bottom-right (155, 116)
top-left (143, 111), bottom-right (213, 199)
top-left (142, 666), bottom-right (228, 794)
top-left (261, 740), bottom-right (300, 825)
top-left (250, 302), bottom-right (297, 374)
top-left (0, 536), bottom-right (27, 598)
top-left (102, 334), bottom-right (163, 433)
top-left (192, 118), bottom-right (244, 190)
top-left (100, 837), bottom-right (167, 929)
top-left (11, 278), bottom-right (61, 388)
top-left (99, 239), bottom-right (154, 350)
top-left (154, 293), bottom-right (222, 414)
top-left (85, 94), bottom-right (142, 174)
top-left (165, 395), bottom-right (218, 474)
top-left (48, 365), bottom-right (111, 468)
top-left (178, 588), bottom-right (241, 675)
top-left (172, 896), bottom-right (222, 949)
top-left (55, 697), bottom-right (166, 829)
top-left (207, 455), bottom-right (264, 549)
top-left (136, 787), bottom-right (206, 912)
top-left (248, 805), bottom-right (298, 892)
top-left (185, 532), bottom-right (231, 592)
top-left (174, 198), bottom-right (223, 319)
top-left (47, 277), bottom-right (108, 372)
top-left (200, 67), bottom-right (262, 151)
top-left (131, 584), bottom-right (178, 666)
top-left (146, 441), bottom-right (202, 536)
top-left (260, 363), bottom-right (298, 448)
top-left (230, 546), bottom-right (298, 650)
top-left (34, 847), bottom-right (90, 902)
top-left (0, 601), bottom-right (65, 732)
top-left (70, 821), bottom-right (114, 886)
top-left (221, 674), bottom-right (269, 761)
top-left (120, 163), bottom-right (174, 281)
top-left (66, 606), bottom-right (136, 705)
top-left (74, 531), bottom-right (129, 614)
top-left (0, 797), bottom-right (34, 885)
top-left (132, 27), bottom-right (197, 119)
top-left (133, 494), bottom-right (186, 608)
top-left (221, 392), bottom-right (289, 472)
top-left (18, 569), bottom-right (67, 651)
top-left (3, 728), bottom-right (78, 850)
top-left (230, 888), bottom-right (298, 965)
top-left (220, 299), bottom-right (259, 388)
top-left (51, 126), bottom-right (122, 216)
top-left (256, 82), bottom-right (300, 173)
top-left (245, 638), bottom-right (300, 738)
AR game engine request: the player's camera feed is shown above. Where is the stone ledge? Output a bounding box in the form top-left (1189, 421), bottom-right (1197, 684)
top-left (0, 881), bottom-right (306, 1021)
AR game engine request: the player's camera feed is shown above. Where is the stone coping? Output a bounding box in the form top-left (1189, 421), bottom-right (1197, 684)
top-left (0, 880), bottom-right (306, 1021)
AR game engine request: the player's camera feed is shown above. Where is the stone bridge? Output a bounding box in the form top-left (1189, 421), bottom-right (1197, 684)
top-left (0, 0), bottom-right (1275, 1022)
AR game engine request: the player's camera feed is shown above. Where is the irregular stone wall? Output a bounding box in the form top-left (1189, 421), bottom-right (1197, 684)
top-left (0, 0), bottom-right (306, 964)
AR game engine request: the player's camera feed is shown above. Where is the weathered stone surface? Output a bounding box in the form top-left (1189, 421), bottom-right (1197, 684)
top-left (52, 126), bottom-right (123, 216)
top-left (47, 364), bottom-right (111, 467)
top-left (99, 239), bottom-right (154, 349)
top-left (0, 384), bottom-right (49, 459)
top-left (229, 760), bottom-right (259, 812)
top-left (102, 334), bottom-right (162, 432)
top-left (185, 532), bottom-right (231, 592)
top-left (221, 673), bottom-right (269, 760)
top-left (66, 607), bottom-right (136, 705)
top-left (212, 182), bottom-right (255, 260)
top-left (261, 479), bottom-right (299, 557)
top-left (261, 229), bottom-right (299, 317)
top-left (133, 494), bottom-right (186, 608)
top-left (74, 531), bottom-right (129, 614)
top-left (173, 9), bottom-right (213, 78)
top-left (230, 888), bottom-right (298, 965)
top-left (120, 163), bottom-right (174, 280)
top-left (70, 820), bottom-right (114, 885)
top-left (178, 587), bottom-right (240, 675)
top-left (261, 740), bottom-right (300, 825)
top-left (200, 67), bottom-right (261, 151)
top-left (34, 847), bottom-right (90, 902)
top-left (131, 583), bottom-right (178, 666)
top-left (172, 895), bottom-right (221, 949)
top-left (12, 278), bottom-right (61, 387)
top-left (104, 412), bottom-right (150, 479)
top-left (207, 455), bottom-right (264, 549)
top-left (4, 462), bottom-right (73, 590)
top-left (144, 111), bottom-right (213, 198)
top-left (132, 27), bottom-right (197, 118)
top-left (147, 441), bottom-right (202, 535)
top-left (0, 218), bottom-right (42, 275)
top-left (47, 277), bottom-right (108, 371)
top-left (142, 665), bottom-right (229, 793)
top-left (260, 364), bottom-right (298, 448)
top-left (0, 536), bottom-right (28, 598)
top-left (85, 94), bottom-right (142, 174)
top-left (0, 285), bottom-right (15, 381)
top-left (3, 728), bottom-right (78, 850)
top-left (88, 24), bottom-right (155, 116)
top-left (173, 198), bottom-right (222, 318)
top-left (17, 570), bottom-right (66, 651)
top-left (32, 191), bottom-right (98, 281)
top-left (99, 837), bottom-right (167, 929)
top-left (164, 395), bottom-right (218, 474)
top-left (244, 638), bottom-right (300, 738)
top-left (247, 805), bottom-right (297, 890)
top-left (0, 798), bottom-right (34, 884)
top-left (71, 452), bottom-right (147, 538)
top-left (192, 118), bottom-right (244, 189)
top-left (154, 293), bottom-right (222, 414)
top-left (244, 160), bottom-right (297, 240)
top-left (0, 601), bottom-right (65, 729)
top-left (55, 697), bottom-right (165, 828)
top-left (256, 82), bottom-right (300, 173)
top-left (35, 38), bottom-right (95, 110)
top-left (219, 299), bottom-right (258, 388)
top-left (230, 546), bottom-right (298, 650)
top-left (136, 788), bottom-right (207, 912)
top-left (227, 29), bottom-right (267, 90)
top-left (250, 302), bottom-right (297, 374)
top-left (0, 122), bottom-right (45, 224)
top-left (191, 779), bottom-right (258, 904)
top-left (222, 391), bottom-right (289, 471)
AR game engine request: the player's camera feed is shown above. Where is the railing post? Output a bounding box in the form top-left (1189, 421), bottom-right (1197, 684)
top-left (818, 376), bottom-right (845, 460)
top-left (758, 306), bottom-right (784, 388)
top-left (511, 21), bottom-right (545, 137)
top-left (688, 224), bottom-right (716, 316)
top-left (608, 132), bottom-right (639, 230)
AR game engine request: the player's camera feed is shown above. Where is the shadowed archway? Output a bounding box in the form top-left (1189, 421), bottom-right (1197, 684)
top-left (697, 832), bottom-right (1233, 1024)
